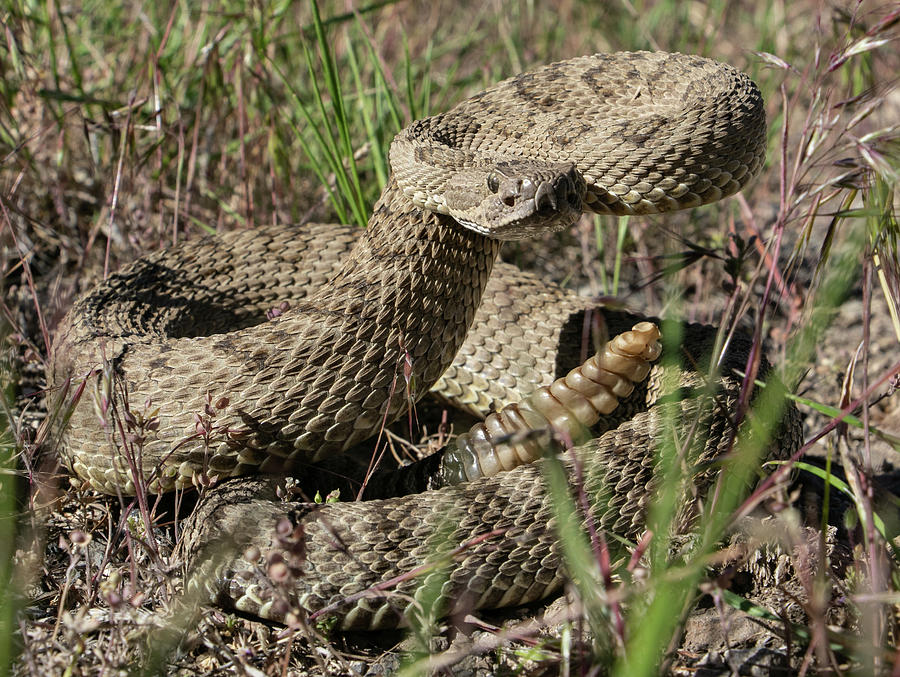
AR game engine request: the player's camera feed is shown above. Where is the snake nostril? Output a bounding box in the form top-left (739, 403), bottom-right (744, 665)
top-left (502, 196), bottom-right (516, 207)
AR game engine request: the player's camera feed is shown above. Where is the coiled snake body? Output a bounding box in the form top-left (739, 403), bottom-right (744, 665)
top-left (48, 52), bottom-right (792, 629)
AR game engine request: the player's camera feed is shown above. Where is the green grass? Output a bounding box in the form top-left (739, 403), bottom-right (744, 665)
top-left (1, 0), bottom-right (899, 674)
top-left (0, 323), bottom-right (17, 677)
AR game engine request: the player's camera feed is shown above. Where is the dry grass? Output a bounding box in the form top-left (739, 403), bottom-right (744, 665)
top-left (1, 0), bottom-right (899, 674)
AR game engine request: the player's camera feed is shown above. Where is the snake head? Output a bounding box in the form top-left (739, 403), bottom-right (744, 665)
top-left (443, 161), bottom-right (586, 239)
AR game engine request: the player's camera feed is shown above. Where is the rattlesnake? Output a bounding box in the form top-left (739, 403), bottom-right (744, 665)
top-left (47, 52), bottom-right (789, 629)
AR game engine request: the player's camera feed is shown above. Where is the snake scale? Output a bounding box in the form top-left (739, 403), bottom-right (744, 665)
top-left (47, 52), bottom-right (796, 629)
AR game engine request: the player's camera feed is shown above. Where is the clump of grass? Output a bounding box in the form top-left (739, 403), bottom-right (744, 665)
top-left (0, 328), bottom-right (19, 674)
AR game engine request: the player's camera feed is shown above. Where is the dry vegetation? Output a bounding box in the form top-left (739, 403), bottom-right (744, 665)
top-left (1, 0), bottom-right (899, 674)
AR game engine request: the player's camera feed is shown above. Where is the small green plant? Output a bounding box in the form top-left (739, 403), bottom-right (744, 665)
top-left (0, 326), bottom-right (18, 677)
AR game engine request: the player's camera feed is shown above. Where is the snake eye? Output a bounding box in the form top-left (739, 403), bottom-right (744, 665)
top-left (487, 173), bottom-right (500, 194)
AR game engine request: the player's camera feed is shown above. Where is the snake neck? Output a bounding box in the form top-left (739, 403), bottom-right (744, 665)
top-left (289, 176), bottom-right (501, 457)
